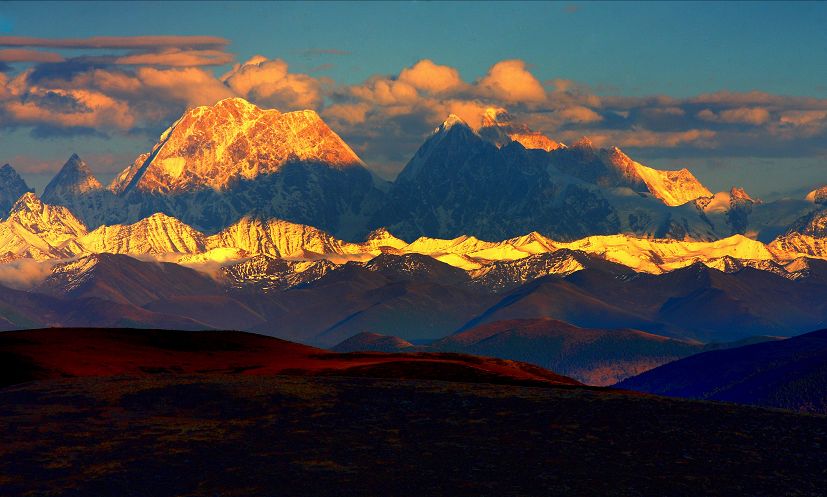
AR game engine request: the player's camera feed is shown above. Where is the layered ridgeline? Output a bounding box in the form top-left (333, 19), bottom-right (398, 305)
top-left (0, 191), bottom-right (823, 275)
top-left (8, 244), bottom-right (826, 374)
top-left (333, 321), bottom-right (784, 387)
top-left (14, 97), bottom-right (820, 242)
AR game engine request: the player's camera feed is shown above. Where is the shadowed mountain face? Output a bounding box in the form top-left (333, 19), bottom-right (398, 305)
top-left (244, 263), bottom-right (498, 346)
top-left (36, 253), bottom-right (222, 305)
top-left (42, 154), bottom-right (103, 199)
top-left (432, 318), bottom-right (706, 386)
top-left (362, 252), bottom-right (472, 286)
top-left (376, 120), bottom-right (626, 241)
top-left (39, 154), bottom-right (120, 231)
top-left (0, 164), bottom-right (33, 216)
top-left (0, 284), bottom-right (205, 331)
top-left (222, 255), bottom-right (338, 292)
top-left (117, 163), bottom-right (385, 239)
top-left (617, 328), bottom-right (827, 414)
top-left (466, 261), bottom-right (827, 342)
top-left (467, 249), bottom-right (634, 293)
top-left (373, 115), bottom-right (807, 242)
top-left (28, 253), bottom-right (265, 332)
top-left (332, 321), bottom-right (780, 386)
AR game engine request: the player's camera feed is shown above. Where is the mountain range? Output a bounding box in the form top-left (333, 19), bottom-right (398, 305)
top-left (332, 321), bottom-right (781, 386)
top-left (3, 97), bottom-right (821, 243)
top-left (1, 235), bottom-right (825, 380)
top-left (1, 96), bottom-right (826, 386)
top-left (0, 189), bottom-right (824, 273)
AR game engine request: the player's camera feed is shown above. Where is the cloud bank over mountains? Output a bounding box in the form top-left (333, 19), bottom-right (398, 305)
top-left (1, 35), bottom-right (826, 186)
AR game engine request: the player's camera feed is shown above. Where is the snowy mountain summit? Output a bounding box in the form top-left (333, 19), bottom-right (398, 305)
top-left (72, 97), bottom-right (385, 238)
top-left (112, 98), bottom-right (365, 195)
top-left (42, 154), bottom-right (104, 203)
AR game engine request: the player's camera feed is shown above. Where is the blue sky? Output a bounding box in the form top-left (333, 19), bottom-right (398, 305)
top-left (0, 1), bottom-right (826, 197)
top-left (5, 1), bottom-right (827, 96)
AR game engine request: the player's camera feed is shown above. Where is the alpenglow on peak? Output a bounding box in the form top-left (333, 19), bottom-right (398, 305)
top-left (436, 114), bottom-right (471, 133)
top-left (111, 97), bottom-right (366, 195)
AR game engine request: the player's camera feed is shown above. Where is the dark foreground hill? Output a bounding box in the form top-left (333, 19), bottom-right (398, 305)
top-left (2, 375), bottom-right (826, 496)
top-left (617, 328), bottom-right (827, 413)
top-left (1, 328), bottom-right (826, 496)
top-left (0, 328), bottom-right (577, 388)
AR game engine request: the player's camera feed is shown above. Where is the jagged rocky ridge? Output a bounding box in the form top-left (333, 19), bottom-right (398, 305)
top-left (0, 191), bottom-right (822, 280)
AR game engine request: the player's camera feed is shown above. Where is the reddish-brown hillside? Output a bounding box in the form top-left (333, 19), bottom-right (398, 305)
top-left (0, 328), bottom-right (580, 388)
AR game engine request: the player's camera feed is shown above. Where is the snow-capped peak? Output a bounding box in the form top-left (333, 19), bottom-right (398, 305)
top-left (367, 227), bottom-right (394, 239)
top-left (481, 106), bottom-right (509, 127)
top-left (483, 107), bottom-right (499, 123)
top-left (42, 154), bottom-right (103, 203)
top-left (112, 97), bottom-right (365, 195)
top-left (805, 185), bottom-right (827, 204)
top-left (182, 97), bottom-right (273, 126)
top-left (10, 191), bottom-right (44, 214)
top-left (214, 96), bottom-right (263, 111)
top-left (572, 136), bottom-right (595, 149)
top-left (478, 107), bottom-right (562, 152)
top-left (630, 161), bottom-right (713, 207)
top-left (79, 212), bottom-right (207, 257)
top-left (359, 232), bottom-right (409, 253)
top-left (8, 192), bottom-right (89, 237)
top-left (435, 114), bottom-right (472, 134)
top-left (0, 193), bottom-right (88, 261)
top-left (729, 186), bottom-right (755, 203)
top-left (364, 227), bottom-right (408, 248)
